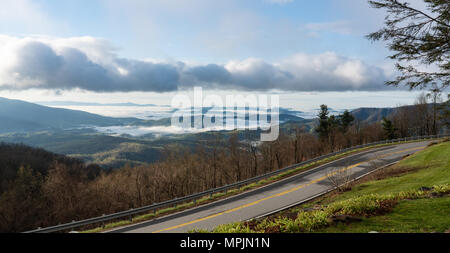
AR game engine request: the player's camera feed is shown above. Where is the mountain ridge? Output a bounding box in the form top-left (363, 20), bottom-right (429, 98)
top-left (0, 97), bottom-right (144, 133)
top-left (0, 96), bottom-right (412, 134)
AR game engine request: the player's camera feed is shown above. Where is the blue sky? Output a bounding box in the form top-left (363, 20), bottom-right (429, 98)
top-left (1, 0), bottom-right (389, 63)
top-left (0, 0), bottom-right (436, 111)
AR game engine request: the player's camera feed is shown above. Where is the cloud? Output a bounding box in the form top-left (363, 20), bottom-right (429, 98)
top-left (224, 59), bottom-right (295, 90)
top-left (0, 36), bottom-right (180, 92)
top-left (277, 52), bottom-right (388, 91)
top-left (0, 35), bottom-right (391, 92)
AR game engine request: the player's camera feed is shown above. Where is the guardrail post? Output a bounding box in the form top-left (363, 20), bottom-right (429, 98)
top-left (193, 199), bottom-right (196, 205)
top-left (101, 215), bottom-right (105, 228)
top-left (153, 209), bottom-right (156, 215)
top-left (129, 209), bottom-right (133, 222)
top-left (71, 220), bottom-right (75, 232)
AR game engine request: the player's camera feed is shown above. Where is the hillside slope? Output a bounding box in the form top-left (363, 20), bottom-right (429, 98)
top-left (0, 142), bottom-right (104, 193)
top-left (0, 97), bottom-right (138, 133)
top-left (351, 107), bottom-right (394, 124)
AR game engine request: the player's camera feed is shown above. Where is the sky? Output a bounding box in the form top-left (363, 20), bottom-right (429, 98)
top-left (0, 0), bottom-right (438, 112)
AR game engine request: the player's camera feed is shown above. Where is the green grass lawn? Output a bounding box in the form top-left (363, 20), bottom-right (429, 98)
top-left (317, 196), bottom-right (450, 233)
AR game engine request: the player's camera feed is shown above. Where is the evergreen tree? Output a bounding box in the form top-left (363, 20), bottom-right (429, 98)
top-left (382, 117), bottom-right (397, 139)
top-left (339, 110), bottom-right (355, 132)
top-left (328, 115), bottom-right (341, 131)
top-left (315, 104), bottom-right (330, 140)
top-left (367, 0), bottom-right (449, 91)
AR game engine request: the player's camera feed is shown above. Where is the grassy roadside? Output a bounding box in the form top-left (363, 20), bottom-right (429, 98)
top-left (81, 139), bottom-right (433, 233)
top-left (316, 196), bottom-right (450, 233)
top-left (195, 140), bottom-right (450, 233)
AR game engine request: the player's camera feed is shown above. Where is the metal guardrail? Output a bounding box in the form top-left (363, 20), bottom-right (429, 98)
top-left (25, 134), bottom-right (448, 233)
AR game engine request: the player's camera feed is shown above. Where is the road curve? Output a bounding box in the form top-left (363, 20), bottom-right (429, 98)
top-left (108, 141), bottom-right (431, 233)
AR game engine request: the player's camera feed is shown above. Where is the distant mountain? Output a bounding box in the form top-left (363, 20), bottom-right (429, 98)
top-left (0, 97), bottom-right (140, 133)
top-left (350, 107), bottom-right (395, 124)
top-left (1, 96), bottom-right (421, 135)
top-left (349, 104), bottom-right (441, 124)
top-left (37, 101), bottom-right (166, 107)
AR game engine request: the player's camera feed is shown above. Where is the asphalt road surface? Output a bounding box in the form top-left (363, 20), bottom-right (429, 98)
top-left (109, 141), bottom-right (430, 233)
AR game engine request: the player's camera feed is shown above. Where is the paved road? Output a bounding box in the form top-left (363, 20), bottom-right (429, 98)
top-left (109, 141), bottom-right (430, 233)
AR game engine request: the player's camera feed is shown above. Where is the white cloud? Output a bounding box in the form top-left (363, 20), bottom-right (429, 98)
top-left (333, 61), bottom-right (367, 85)
top-left (277, 52), bottom-right (388, 91)
top-left (0, 35), bottom-right (390, 92)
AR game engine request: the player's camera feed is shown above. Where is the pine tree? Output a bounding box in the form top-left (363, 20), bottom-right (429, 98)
top-left (367, 0), bottom-right (449, 91)
top-left (315, 104), bottom-right (330, 140)
top-left (339, 110), bottom-right (355, 132)
top-left (382, 117), bottom-right (397, 139)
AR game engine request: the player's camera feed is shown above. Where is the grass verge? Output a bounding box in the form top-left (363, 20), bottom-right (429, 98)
top-left (317, 196), bottom-right (450, 233)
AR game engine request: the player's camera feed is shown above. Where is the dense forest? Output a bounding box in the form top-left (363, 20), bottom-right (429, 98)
top-left (0, 96), bottom-right (448, 232)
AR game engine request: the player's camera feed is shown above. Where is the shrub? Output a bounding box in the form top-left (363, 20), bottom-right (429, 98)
top-left (327, 194), bottom-right (395, 216)
top-left (432, 184), bottom-right (450, 194)
top-left (212, 222), bottom-right (254, 233)
top-left (188, 228), bottom-right (210, 233)
top-left (295, 210), bottom-right (330, 232)
top-left (396, 189), bottom-right (426, 199)
top-left (276, 217), bottom-right (301, 233)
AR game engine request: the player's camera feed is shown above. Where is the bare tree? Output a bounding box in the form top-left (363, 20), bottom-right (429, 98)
top-left (326, 166), bottom-right (352, 192)
top-left (427, 88), bottom-right (442, 135)
top-left (413, 93), bottom-right (432, 135)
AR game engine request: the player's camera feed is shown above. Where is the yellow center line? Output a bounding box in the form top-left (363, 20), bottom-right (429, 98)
top-left (151, 146), bottom-right (424, 233)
